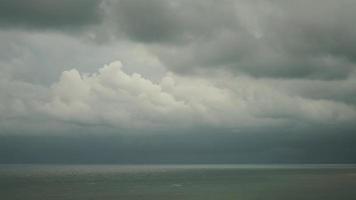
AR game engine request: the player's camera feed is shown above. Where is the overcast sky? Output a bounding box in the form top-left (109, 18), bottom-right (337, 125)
top-left (1, 0), bottom-right (356, 164)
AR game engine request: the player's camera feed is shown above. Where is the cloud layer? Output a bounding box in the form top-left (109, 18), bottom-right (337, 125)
top-left (1, 61), bottom-right (351, 131)
top-left (2, 0), bottom-right (356, 80)
top-left (1, 0), bottom-right (356, 163)
top-left (0, 0), bottom-right (102, 29)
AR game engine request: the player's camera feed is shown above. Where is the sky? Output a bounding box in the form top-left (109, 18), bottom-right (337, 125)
top-left (1, 0), bottom-right (356, 164)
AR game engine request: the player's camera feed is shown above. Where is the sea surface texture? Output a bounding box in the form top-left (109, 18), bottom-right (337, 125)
top-left (1, 164), bottom-right (356, 200)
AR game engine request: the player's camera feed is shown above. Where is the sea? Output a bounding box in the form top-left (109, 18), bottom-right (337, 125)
top-left (1, 164), bottom-right (356, 200)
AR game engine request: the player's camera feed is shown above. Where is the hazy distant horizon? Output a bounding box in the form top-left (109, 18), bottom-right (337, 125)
top-left (1, 129), bottom-right (356, 164)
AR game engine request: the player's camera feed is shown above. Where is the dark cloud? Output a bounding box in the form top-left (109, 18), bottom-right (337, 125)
top-left (0, 0), bottom-right (102, 29)
top-left (108, 0), bottom-right (235, 43)
top-left (103, 0), bottom-right (356, 79)
top-left (1, 0), bottom-right (356, 164)
top-left (111, 0), bottom-right (183, 43)
top-left (3, 0), bottom-right (355, 79)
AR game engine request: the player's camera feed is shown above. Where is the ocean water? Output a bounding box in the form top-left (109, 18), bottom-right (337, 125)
top-left (1, 164), bottom-right (356, 200)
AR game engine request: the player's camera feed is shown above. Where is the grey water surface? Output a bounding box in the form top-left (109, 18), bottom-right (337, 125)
top-left (1, 164), bottom-right (356, 200)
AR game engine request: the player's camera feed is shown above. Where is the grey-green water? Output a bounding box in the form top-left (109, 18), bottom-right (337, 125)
top-left (1, 164), bottom-right (356, 200)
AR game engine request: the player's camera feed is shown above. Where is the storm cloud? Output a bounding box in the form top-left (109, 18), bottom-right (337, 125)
top-left (92, 0), bottom-right (356, 79)
top-left (1, 0), bottom-right (356, 163)
top-left (0, 0), bottom-right (102, 29)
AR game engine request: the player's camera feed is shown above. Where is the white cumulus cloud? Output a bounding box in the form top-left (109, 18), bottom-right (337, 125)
top-left (37, 61), bottom-right (356, 130)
